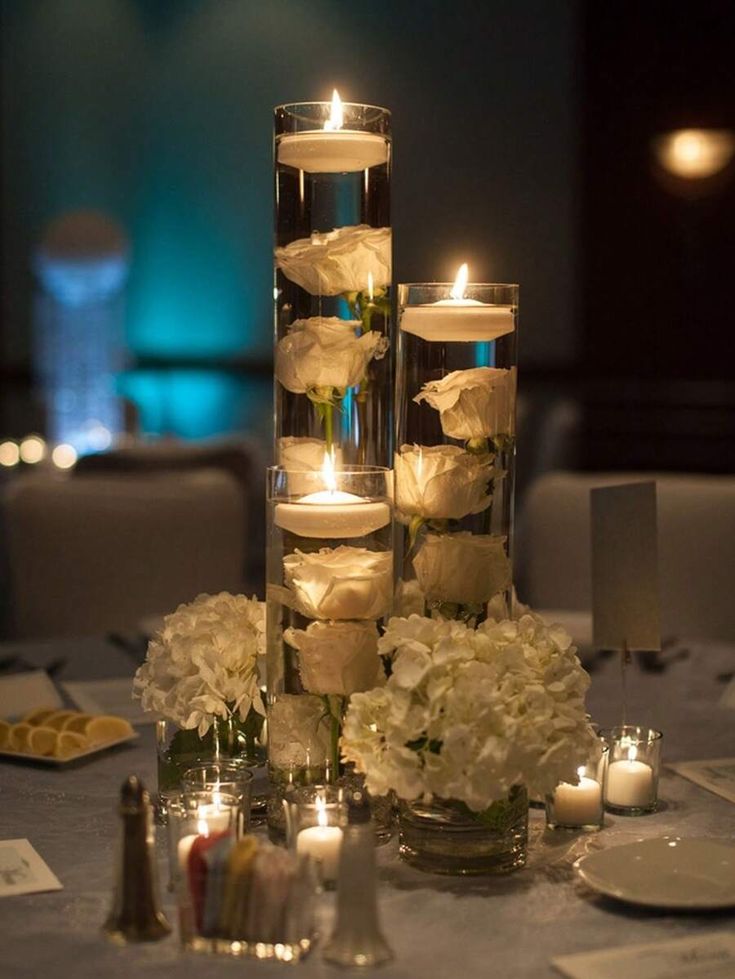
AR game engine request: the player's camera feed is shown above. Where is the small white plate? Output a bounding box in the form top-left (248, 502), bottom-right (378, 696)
top-left (575, 837), bottom-right (735, 909)
top-left (0, 732), bottom-right (139, 767)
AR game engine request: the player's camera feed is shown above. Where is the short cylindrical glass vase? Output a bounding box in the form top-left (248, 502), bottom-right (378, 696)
top-left (265, 464), bottom-right (393, 839)
top-left (600, 725), bottom-right (662, 815)
top-left (398, 787), bottom-right (528, 876)
top-left (394, 281), bottom-right (518, 623)
top-left (274, 100), bottom-right (392, 469)
top-left (545, 746), bottom-right (607, 832)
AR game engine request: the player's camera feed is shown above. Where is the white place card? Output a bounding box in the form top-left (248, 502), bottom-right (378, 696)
top-left (553, 932), bottom-right (735, 979)
top-left (0, 671), bottom-right (63, 721)
top-left (0, 840), bottom-right (62, 897)
top-left (591, 482), bottom-right (661, 652)
top-left (62, 678), bottom-right (157, 726)
top-left (668, 758), bottom-right (735, 805)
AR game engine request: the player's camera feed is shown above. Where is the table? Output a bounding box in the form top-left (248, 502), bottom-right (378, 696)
top-left (2, 636), bottom-right (734, 979)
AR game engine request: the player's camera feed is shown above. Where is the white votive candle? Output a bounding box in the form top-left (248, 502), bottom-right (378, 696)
top-left (296, 825), bottom-right (343, 882)
top-left (275, 491), bottom-right (390, 539)
top-left (552, 775), bottom-right (602, 826)
top-left (606, 759), bottom-right (654, 808)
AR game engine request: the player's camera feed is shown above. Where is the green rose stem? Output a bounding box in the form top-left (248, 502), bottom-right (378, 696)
top-left (323, 402), bottom-right (334, 452)
top-left (321, 694), bottom-right (344, 780)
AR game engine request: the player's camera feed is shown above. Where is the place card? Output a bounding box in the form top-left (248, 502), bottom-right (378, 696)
top-left (61, 678), bottom-right (157, 725)
top-left (590, 482), bottom-right (661, 652)
top-left (668, 758), bottom-right (735, 804)
top-left (0, 671), bottom-right (63, 721)
top-left (0, 839), bottom-right (62, 897)
top-left (553, 932), bottom-right (735, 979)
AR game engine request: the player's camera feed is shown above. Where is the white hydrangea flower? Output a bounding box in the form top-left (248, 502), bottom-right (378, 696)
top-left (276, 316), bottom-right (387, 396)
top-left (275, 225), bottom-right (391, 296)
top-left (342, 611), bottom-right (598, 812)
top-left (285, 620), bottom-right (383, 696)
top-left (394, 444), bottom-right (496, 520)
top-left (414, 367), bottom-right (516, 441)
top-left (283, 546), bottom-right (392, 620)
top-left (133, 592), bottom-right (265, 737)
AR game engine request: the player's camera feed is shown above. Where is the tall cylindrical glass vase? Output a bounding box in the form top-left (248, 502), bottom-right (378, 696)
top-left (265, 463), bottom-right (393, 839)
top-left (394, 281), bottom-right (519, 622)
top-left (274, 99), bottom-right (392, 469)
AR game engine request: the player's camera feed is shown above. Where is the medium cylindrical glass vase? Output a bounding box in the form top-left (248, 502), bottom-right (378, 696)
top-left (274, 100), bottom-right (392, 469)
top-left (265, 463), bottom-right (393, 838)
top-left (394, 281), bottom-right (519, 622)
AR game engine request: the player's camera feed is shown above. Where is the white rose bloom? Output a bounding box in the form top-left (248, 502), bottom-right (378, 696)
top-left (277, 437), bottom-right (344, 495)
top-left (394, 444), bottom-right (494, 520)
top-left (268, 694), bottom-right (331, 769)
top-left (275, 225), bottom-right (391, 296)
top-left (276, 317), bottom-right (387, 395)
top-left (133, 592), bottom-right (265, 737)
top-left (285, 620), bottom-right (383, 696)
top-left (413, 532), bottom-right (511, 605)
top-left (414, 367), bottom-right (516, 441)
top-left (393, 578), bottom-right (426, 618)
top-left (283, 546), bottom-right (392, 620)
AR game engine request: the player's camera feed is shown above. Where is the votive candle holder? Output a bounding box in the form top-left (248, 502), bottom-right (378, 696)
top-left (545, 746), bottom-right (607, 832)
top-left (600, 725), bottom-right (662, 815)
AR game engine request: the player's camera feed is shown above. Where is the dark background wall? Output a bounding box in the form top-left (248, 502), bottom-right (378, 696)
top-left (0, 0), bottom-right (578, 440)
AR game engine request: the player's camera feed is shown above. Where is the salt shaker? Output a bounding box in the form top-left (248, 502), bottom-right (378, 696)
top-left (103, 775), bottom-right (171, 944)
top-left (322, 789), bottom-right (393, 968)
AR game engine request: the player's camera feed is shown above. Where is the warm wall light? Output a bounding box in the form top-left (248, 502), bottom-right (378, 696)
top-left (51, 443), bottom-right (78, 470)
top-left (0, 441), bottom-right (20, 467)
top-left (653, 128), bottom-right (735, 180)
top-left (19, 436), bottom-right (47, 464)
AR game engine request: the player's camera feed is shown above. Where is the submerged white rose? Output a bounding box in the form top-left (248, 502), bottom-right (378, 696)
top-left (394, 444), bottom-right (494, 520)
top-left (413, 532), bottom-right (511, 605)
top-left (285, 620), bottom-right (382, 696)
top-left (284, 546), bottom-right (392, 620)
top-left (276, 316), bottom-right (387, 395)
top-left (275, 225), bottom-right (392, 296)
top-left (268, 694), bottom-right (331, 769)
top-left (393, 578), bottom-right (426, 618)
top-left (414, 367), bottom-right (516, 441)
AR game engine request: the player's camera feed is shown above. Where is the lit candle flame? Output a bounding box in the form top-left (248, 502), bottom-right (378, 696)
top-left (321, 449), bottom-right (337, 493)
top-left (316, 796), bottom-right (328, 828)
top-left (627, 744), bottom-right (638, 763)
top-left (367, 270), bottom-right (374, 302)
top-left (576, 766), bottom-right (586, 779)
top-left (196, 806), bottom-right (209, 837)
top-left (324, 89), bottom-right (343, 132)
top-left (450, 263), bottom-right (469, 301)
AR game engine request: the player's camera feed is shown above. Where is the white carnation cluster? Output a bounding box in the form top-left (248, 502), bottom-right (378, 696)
top-left (341, 612), bottom-right (598, 812)
top-left (133, 592), bottom-right (265, 737)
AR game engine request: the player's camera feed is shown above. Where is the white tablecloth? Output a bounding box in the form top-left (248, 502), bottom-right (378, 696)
top-left (1, 637), bottom-right (734, 979)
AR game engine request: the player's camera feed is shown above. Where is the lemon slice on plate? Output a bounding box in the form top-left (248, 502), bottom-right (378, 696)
top-left (62, 713), bottom-right (93, 733)
top-left (54, 731), bottom-right (89, 758)
top-left (8, 723), bottom-right (33, 751)
top-left (0, 719), bottom-right (11, 748)
top-left (22, 706), bottom-right (58, 726)
top-left (27, 726), bottom-right (59, 756)
top-left (45, 710), bottom-right (78, 731)
top-left (84, 715), bottom-right (134, 745)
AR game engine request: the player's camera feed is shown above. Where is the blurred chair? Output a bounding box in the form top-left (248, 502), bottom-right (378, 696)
top-left (73, 436), bottom-right (263, 592)
top-left (517, 471), bottom-right (735, 641)
top-left (3, 470), bottom-right (245, 639)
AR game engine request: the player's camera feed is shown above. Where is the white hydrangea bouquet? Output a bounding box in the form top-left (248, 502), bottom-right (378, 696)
top-left (341, 611), bottom-right (598, 815)
top-left (134, 593), bottom-right (266, 786)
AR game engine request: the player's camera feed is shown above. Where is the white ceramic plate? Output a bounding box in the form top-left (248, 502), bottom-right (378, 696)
top-left (0, 732), bottom-right (139, 767)
top-left (575, 837), bottom-right (735, 909)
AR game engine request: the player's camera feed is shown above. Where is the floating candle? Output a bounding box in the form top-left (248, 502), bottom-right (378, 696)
top-left (277, 90), bottom-right (388, 174)
top-left (274, 452), bottom-right (390, 538)
top-left (400, 263), bottom-right (515, 342)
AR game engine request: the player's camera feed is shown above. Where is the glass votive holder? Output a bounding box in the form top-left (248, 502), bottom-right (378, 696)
top-left (167, 790), bottom-right (240, 896)
top-left (182, 762), bottom-right (254, 836)
top-left (600, 725), bottom-right (663, 815)
top-left (545, 747), bottom-right (607, 832)
top-left (285, 785), bottom-right (348, 889)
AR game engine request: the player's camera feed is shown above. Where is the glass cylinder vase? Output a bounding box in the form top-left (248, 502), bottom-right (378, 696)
top-left (398, 787), bottom-right (528, 876)
top-left (265, 464), bottom-right (394, 839)
top-left (394, 281), bottom-right (519, 623)
top-left (274, 99), bottom-right (392, 469)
